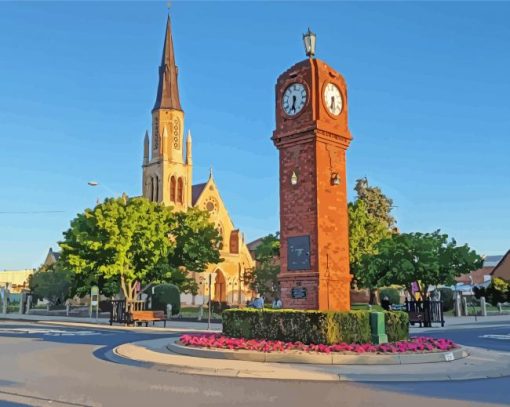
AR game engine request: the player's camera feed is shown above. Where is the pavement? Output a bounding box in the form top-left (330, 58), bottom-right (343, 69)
top-left (1, 319), bottom-right (510, 406)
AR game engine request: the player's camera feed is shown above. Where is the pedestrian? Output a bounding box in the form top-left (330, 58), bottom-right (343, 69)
top-left (272, 297), bottom-right (282, 309)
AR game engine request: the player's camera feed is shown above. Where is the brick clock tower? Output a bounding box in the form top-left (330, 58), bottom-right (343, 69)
top-left (272, 30), bottom-right (352, 311)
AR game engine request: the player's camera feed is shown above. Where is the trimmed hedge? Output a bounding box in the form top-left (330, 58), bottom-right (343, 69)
top-left (150, 284), bottom-right (180, 316)
top-left (222, 309), bottom-right (409, 345)
top-left (384, 311), bottom-right (409, 342)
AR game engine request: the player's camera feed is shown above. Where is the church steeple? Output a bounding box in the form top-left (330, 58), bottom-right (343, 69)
top-left (153, 15), bottom-right (182, 112)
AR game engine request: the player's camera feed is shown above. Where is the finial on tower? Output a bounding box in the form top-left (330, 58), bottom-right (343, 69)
top-left (303, 27), bottom-right (316, 58)
top-left (209, 166), bottom-right (213, 179)
top-left (143, 130), bottom-right (149, 165)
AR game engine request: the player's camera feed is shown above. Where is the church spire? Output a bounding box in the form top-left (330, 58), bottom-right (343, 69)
top-left (153, 15), bottom-right (182, 112)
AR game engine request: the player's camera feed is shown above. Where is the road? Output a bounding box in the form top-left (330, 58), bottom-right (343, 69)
top-left (0, 320), bottom-right (508, 407)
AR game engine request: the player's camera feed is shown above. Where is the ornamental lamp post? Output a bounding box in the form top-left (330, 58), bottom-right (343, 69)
top-left (303, 27), bottom-right (316, 58)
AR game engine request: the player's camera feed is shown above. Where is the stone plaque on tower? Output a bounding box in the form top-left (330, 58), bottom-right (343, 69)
top-left (272, 29), bottom-right (352, 311)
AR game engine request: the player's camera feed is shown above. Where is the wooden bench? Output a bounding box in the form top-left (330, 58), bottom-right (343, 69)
top-left (128, 310), bottom-right (167, 327)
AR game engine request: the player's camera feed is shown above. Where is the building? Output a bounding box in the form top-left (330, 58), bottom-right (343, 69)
top-left (141, 16), bottom-right (255, 306)
top-left (455, 254), bottom-right (505, 286)
top-left (491, 251), bottom-right (510, 281)
top-left (0, 269), bottom-right (34, 294)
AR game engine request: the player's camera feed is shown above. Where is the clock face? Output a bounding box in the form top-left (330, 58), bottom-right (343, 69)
top-left (282, 83), bottom-right (307, 116)
top-left (324, 83), bottom-right (343, 116)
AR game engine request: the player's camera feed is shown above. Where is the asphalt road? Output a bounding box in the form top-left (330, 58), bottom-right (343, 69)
top-left (0, 320), bottom-right (508, 407)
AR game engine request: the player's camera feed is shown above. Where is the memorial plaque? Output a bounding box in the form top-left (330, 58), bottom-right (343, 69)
top-left (291, 287), bottom-right (307, 299)
top-left (287, 235), bottom-right (311, 270)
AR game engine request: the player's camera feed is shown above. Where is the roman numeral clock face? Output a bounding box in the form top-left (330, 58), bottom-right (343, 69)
top-left (324, 83), bottom-right (343, 116)
top-left (282, 83), bottom-right (307, 116)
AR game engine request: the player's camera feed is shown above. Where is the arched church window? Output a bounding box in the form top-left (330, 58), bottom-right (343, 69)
top-left (150, 177), bottom-right (154, 201)
top-left (177, 178), bottom-right (184, 203)
top-left (170, 176), bottom-right (176, 202)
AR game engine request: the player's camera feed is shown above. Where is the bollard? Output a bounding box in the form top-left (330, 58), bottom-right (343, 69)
top-left (1, 288), bottom-right (7, 314)
top-left (480, 297), bottom-right (487, 317)
top-left (454, 293), bottom-right (462, 317)
top-left (197, 306), bottom-right (203, 321)
top-left (498, 302), bottom-right (503, 314)
top-left (462, 297), bottom-right (468, 316)
top-left (166, 304), bottom-right (172, 320)
top-left (370, 312), bottom-right (388, 344)
top-left (26, 295), bottom-right (32, 314)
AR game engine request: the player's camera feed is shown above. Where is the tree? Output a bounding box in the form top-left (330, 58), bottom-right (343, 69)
top-left (348, 200), bottom-right (391, 283)
top-left (59, 197), bottom-right (222, 302)
top-left (168, 207), bottom-right (223, 290)
top-left (362, 231), bottom-right (482, 299)
top-left (246, 233), bottom-right (280, 299)
top-left (28, 263), bottom-right (72, 306)
top-left (354, 178), bottom-right (396, 229)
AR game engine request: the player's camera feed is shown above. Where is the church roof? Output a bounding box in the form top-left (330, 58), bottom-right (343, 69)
top-left (192, 183), bottom-right (207, 206)
top-left (153, 15), bottom-right (182, 112)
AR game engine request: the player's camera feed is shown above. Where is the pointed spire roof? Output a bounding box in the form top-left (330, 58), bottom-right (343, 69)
top-left (153, 15), bottom-right (182, 112)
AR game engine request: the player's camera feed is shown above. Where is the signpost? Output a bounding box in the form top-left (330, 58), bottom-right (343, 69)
top-left (90, 286), bottom-right (99, 320)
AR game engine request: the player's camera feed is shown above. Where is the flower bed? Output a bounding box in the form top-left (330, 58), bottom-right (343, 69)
top-left (179, 334), bottom-right (457, 354)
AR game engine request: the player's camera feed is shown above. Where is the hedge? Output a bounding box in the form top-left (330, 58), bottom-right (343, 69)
top-left (150, 284), bottom-right (180, 316)
top-left (222, 309), bottom-right (409, 345)
top-left (384, 310), bottom-right (409, 342)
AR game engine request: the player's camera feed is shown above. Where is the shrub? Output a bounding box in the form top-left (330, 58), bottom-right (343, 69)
top-left (150, 284), bottom-right (180, 315)
top-left (438, 288), bottom-right (454, 312)
top-left (379, 287), bottom-right (401, 305)
top-left (223, 309), bottom-right (374, 345)
top-left (384, 311), bottom-right (409, 342)
top-left (211, 300), bottom-right (230, 314)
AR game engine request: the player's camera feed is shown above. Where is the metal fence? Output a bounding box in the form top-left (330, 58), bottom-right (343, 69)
top-left (404, 299), bottom-right (445, 327)
top-left (109, 300), bottom-right (145, 325)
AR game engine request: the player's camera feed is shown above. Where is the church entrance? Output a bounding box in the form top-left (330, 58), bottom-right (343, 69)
top-left (214, 269), bottom-right (226, 302)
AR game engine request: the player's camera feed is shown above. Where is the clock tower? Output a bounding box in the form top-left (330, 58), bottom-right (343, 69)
top-left (272, 30), bottom-right (352, 311)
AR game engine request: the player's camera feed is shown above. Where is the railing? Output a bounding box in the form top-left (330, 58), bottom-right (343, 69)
top-left (109, 300), bottom-right (145, 325)
top-left (404, 299), bottom-right (444, 328)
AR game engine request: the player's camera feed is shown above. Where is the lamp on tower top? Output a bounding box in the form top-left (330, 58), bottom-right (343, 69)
top-left (303, 27), bottom-right (316, 58)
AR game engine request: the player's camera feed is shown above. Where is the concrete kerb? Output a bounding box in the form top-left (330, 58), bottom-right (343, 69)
top-left (112, 337), bottom-right (510, 382)
top-left (166, 337), bottom-right (469, 365)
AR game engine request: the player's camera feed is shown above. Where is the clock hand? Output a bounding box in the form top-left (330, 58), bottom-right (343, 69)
top-left (291, 95), bottom-right (297, 112)
top-left (330, 96), bottom-right (335, 111)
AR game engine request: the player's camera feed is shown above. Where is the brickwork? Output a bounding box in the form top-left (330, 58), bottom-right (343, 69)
top-left (273, 57), bottom-right (352, 311)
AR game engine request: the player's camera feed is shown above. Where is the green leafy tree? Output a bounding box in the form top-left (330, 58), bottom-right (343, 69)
top-left (246, 233), bottom-right (280, 299)
top-left (59, 197), bottom-right (222, 302)
top-left (362, 231), bottom-right (482, 299)
top-left (348, 200), bottom-right (391, 284)
top-left (354, 178), bottom-right (396, 229)
top-left (60, 197), bottom-right (174, 302)
top-left (168, 207), bottom-right (223, 295)
top-left (28, 263), bottom-right (72, 306)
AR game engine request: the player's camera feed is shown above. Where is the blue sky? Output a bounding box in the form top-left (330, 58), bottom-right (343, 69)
top-left (1, 1), bottom-right (509, 269)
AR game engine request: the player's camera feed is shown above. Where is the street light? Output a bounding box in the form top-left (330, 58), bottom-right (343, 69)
top-left (303, 27), bottom-right (316, 58)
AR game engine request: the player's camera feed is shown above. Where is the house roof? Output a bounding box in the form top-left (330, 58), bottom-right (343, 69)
top-left (247, 237), bottom-right (264, 252)
top-left (455, 267), bottom-right (494, 285)
top-left (191, 183), bottom-right (207, 206)
top-left (483, 255), bottom-right (504, 267)
top-left (491, 250), bottom-right (510, 277)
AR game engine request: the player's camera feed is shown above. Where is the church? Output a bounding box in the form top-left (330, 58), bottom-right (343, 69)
top-left (141, 16), bottom-right (255, 306)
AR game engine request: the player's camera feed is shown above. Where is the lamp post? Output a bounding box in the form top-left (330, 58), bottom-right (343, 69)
top-left (303, 27), bottom-right (316, 58)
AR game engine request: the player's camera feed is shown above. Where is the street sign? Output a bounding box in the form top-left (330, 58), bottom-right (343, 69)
top-left (90, 285), bottom-right (99, 319)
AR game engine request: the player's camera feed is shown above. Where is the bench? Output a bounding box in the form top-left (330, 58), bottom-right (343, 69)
top-left (128, 310), bottom-right (167, 327)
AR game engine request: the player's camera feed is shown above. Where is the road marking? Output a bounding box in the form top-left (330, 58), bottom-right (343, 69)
top-left (0, 328), bottom-right (101, 336)
top-left (480, 334), bottom-right (510, 340)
